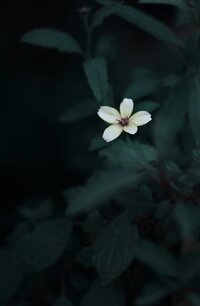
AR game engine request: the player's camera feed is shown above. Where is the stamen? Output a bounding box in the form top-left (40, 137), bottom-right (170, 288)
top-left (118, 117), bottom-right (129, 126)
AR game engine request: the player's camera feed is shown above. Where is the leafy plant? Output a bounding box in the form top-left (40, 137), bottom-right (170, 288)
top-left (2, 0), bottom-right (200, 305)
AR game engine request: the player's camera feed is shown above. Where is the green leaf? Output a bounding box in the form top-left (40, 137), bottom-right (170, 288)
top-left (95, 34), bottom-right (118, 62)
top-left (134, 101), bottom-right (160, 113)
top-left (7, 222), bottom-right (30, 245)
top-left (135, 283), bottom-right (170, 306)
top-left (112, 4), bottom-right (183, 47)
top-left (89, 136), bottom-right (108, 151)
top-left (179, 250), bottom-right (200, 283)
top-left (21, 29), bottom-right (83, 54)
top-left (163, 73), bottom-right (181, 87)
top-left (189, 77), bottom-right (200, 146)
top-left (14, 218), bottom-right (72, 272)
top-left (187, 293), bottom-right (200, 306)
top-left (136, 239), bottom-right (177, 277)
top-left (59, 99), bottom-right (97, 123)
top-left (100, 140), bottom-right (157, 170)
top-left (116, 190), bottom-right (155, 220)
top-left (92, 2), bottom-right (122, 28)
top-left (154, 79), bottom-right (189, 160)
top-left (83, 56), bottom-right (109, 103)
top-left (0, 248), bottom-right (24, 301)
top-left (139, 0), bottom-right (188, 10)
top-left (92, 213), bottom-right (139, 282)
top-left (81, 279), bottom-right (125, 306)
top-left (64, 168), bottom-right (144, 216)
top-left (175, 8), bottom-right (192, 26)
top-left (165, 161), bottom-right (183, 178)
top-left (124, 73), bottom-right (162, 100)
top-left (53, 297), bottom-right (73, 306)
top-left (19, 197), bottom-right (53, 221)
top-left (173, 203), bottom-right (200, 240)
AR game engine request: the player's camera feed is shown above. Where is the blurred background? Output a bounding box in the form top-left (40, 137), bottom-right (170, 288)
top-left (0, 0), bottom-right (176, 212)
top-left (1, 1), bottom-right (200, 306)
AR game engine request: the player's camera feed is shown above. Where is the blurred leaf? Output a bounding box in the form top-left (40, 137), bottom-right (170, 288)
top-left (165, 161), bottom-right (183, 178)
top-left (187, 293), bottom-right (200, 306)
top-left (59, 99), bottom-right (97, 123)
top-left (154, 200), bottom-right (180, 244)
top-left (0, 248), bottom-right (24, 301)
top-left (175, 8), bottom-right (192, 26)
top-left (83, 56), bottom-right (109, 103)
top-left (189, 76), bottom-right (200, 146)
top-left (139, 0), bottom-right (188, 10)
top-left (53, 297), bottom-right (73, 306)
top-left (112, 4), bottom-right (183, 47)
top-left (21, 29), bottom-right (83, 54)
top-left (92, 213), bottom-right (139, 282)
top-left (173, 203), bottom-right (200, 240)
top-left (89, 136), bottom-right (108, 151)
top-left (14, 218), bottom-right (72, 272)
top-left (124, 72), bottom-right (162, 101)
top-left (19, 197), bottom-right (53, 221)
top-left (154, 79), bottom-right (189, 159)
top-left (135, 282), bottom-right (170, 306)
top-left (163, 73), bottom-right (181, 87)
top-left (179, 250), bottom-right (200, 283)
top-left (81, 279), bottom-right (125, 306)
top-left (116, 191), bottom-right (155, 220)
top-left (64, 168), bottom-right (144, 216)
top-left (95, 34), bottom-right (118, 62)
top-left (7, 222), bottom-right (30, 245)
top-left (100, 140), bottom-right (157, 170)
top-left (92, 2), bottom-right (122, 28)
top-left (136, 239), bottom-right (177, 277)
top-left (185, 31), bottom-right (200, 67)
top-left (134, 101), bottom-right (160, 113)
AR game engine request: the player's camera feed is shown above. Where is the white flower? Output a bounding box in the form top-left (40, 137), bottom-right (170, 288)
top-left (97, 98), bottom-right (152, 142)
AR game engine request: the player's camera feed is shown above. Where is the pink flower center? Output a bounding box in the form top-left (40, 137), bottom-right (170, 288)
top-left (118, 117), bottom-right (129, 126)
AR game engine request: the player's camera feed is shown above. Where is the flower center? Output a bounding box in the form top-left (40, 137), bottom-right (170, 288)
top-left (118, 117), bottom-right (129, 126)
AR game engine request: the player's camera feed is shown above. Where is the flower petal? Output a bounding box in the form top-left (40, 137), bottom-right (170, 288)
top-left (123, 123), bottom-right (138, 135)
top-left (120, 98), bottom-right (134, 118)
top-left (102, 124), bottom-right (123, 142)
top-left (97, 106), bottom-right (121, 123)
top-left (130, 111), bottom-right (152, 126)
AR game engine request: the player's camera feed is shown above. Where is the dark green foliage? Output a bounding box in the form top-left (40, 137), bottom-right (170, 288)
top-left (154, 79), bottom-right (189, 160)
top-left (110, 3), bottom-right (183, 47)
top-left (59, 99), bottom-right (98, 123)
top-left (21, 29), bottom-right (83, 54)
top-left (189, 76), bottom-right (200, 146)
top-left (139, 0), bottom-right (188, 10)
top-left (124, 70), bottom-right (162, 101)
top-left (2, 0), bottom-right (200, 305)
top-left (83, 56), bottom-right (109, 103)
top-left (80, 279), bottom-right (125, 306)
top-left (187, 293), bottom-right (200, 306)
top-left (136, 240), bottom-right (178, 277)
top-left (64, 168), bottom-right (145, 216)
top-left (13, 218), bottom-right (72, 272)
top-left (92, 213), bottom-right (139, 282)
top-left (135, 282), bottom-right (170, 306)
top-left (99, 139), bottom-right (157, 169)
